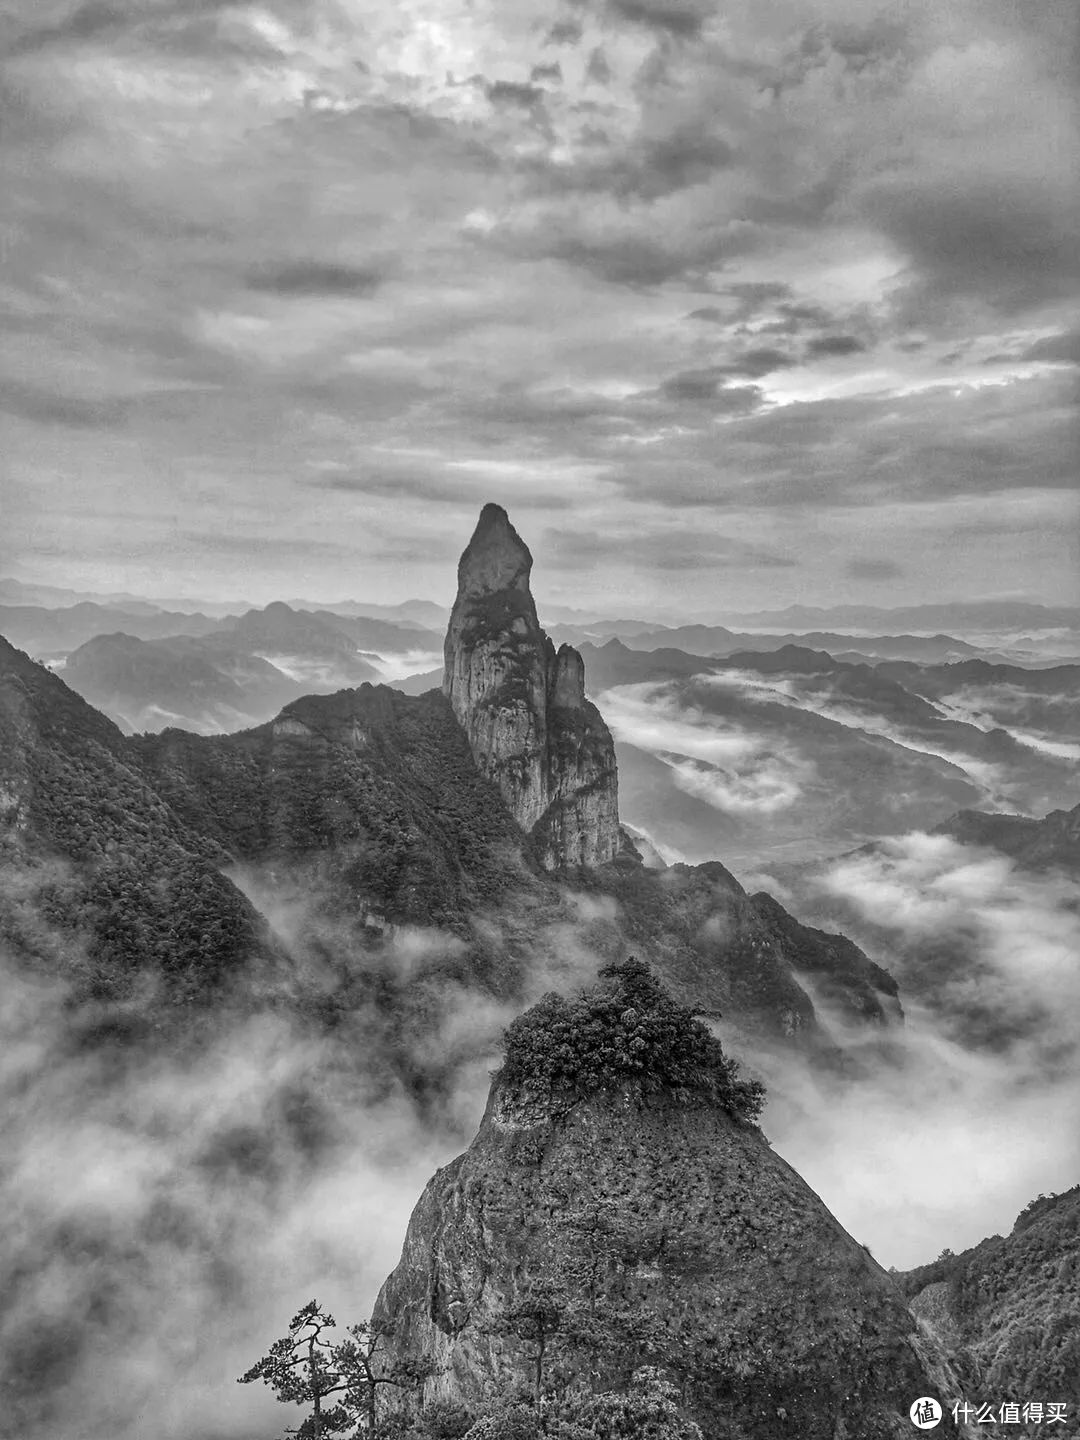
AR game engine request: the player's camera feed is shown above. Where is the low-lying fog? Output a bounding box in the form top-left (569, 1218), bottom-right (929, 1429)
top-left (6, 812), bottom-right (1079, 1437)
top-left (600, 667), bottom-right (1079, 868)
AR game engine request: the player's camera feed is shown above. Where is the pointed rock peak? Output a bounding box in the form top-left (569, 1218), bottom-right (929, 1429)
top-left (443, 506), bottom-right (621, 870)
top-left (552, 643), bottom-right (585, 710)
top-left (456, 502), bottom-right (533, 600)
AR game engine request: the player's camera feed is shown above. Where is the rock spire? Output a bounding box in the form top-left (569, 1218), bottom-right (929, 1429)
top-left (442, 504), bottom-right (620, 869)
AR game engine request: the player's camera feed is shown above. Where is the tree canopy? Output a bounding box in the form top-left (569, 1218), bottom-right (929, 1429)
top-left (497, 958), bottom-right (765, 1122)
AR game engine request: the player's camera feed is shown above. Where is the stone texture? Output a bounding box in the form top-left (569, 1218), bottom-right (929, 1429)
top-left (373, 1071), bottom-right (971, 1439)
top-left (443, 505), bottom-right (620, 869)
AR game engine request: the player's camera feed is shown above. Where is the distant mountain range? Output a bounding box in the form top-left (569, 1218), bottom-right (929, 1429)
top-left (2, 522), bottom-right (1076, 1440)
top-left (936, 800), bottom-right (1080, 877)
top-left (578, 640), bottom-right (1080, 868)
top-left (710, 600), bottom-right (1080, 631)
top-left (553, 623), bottom-right (986, 664)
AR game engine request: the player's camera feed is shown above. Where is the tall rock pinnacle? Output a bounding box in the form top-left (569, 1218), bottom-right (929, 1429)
top-left (442, 504), bottom-right (620, 869)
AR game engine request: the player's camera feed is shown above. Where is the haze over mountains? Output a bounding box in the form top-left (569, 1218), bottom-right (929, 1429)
top-left (1, 506), bottom-right (1078, 1439)
top-left (4, 576), bottom-right (1076, 866)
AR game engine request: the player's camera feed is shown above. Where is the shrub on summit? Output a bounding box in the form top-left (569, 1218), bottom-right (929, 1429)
top-left (498, 957), bottom-right (765, 1122)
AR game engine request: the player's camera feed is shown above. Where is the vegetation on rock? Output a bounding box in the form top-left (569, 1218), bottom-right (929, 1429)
top-left (238, 1300), bottom-right (429, 1440)
top-left (497, 957), bottom-right (765, 1121)
top-left (902, 1185), bottom-right (1080, 1408)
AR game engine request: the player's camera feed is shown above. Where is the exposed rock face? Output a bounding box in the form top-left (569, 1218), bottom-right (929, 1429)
top-left (374, 1070), bottom-right (967, 1439)
top-left (443, 505), bottom-right (620, 869)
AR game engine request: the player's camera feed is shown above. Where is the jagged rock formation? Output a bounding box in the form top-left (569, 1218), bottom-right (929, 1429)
top-left (373, 967), bottom-right (965, 1439)
top-left (443, 504), bottom-right (620, 869)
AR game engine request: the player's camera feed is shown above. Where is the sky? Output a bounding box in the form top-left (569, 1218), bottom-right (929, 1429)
top-left (2, 0), bottom-right (1078, 614)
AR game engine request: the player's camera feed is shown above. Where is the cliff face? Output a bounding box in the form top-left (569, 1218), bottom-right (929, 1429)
top-left (443, 505), bottom-right (620, 870)
top-left (374, 980), bottom-right (966, 1439)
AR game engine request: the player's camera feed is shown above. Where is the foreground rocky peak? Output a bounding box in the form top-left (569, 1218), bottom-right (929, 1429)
top-left (443, 505), bottom-right (619, 869)
top-left (374, 962), bottom-right (967, 1439)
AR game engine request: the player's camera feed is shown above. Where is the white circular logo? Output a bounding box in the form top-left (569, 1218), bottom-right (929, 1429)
top-left (910, 1398), bottom-right (942, 1430)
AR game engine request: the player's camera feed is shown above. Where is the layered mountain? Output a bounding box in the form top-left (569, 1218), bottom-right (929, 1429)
top-left (0, 635), bottom-right (273, 1005)
top-left (935, 801), bottom-right (1080, 877)
top-left (714, 601), bottom-right (1080, 633)
top-left (60, 631), bottom-right (315, 734)
top-left (558, 623), bottom-right (983, 665)
top-left (0, 506), bottom-right (905, 1053)
top-left (902, 1186), bottom-right (1080, 1412)
top-left (443, 505), bottom-right (620, 870)
top-left (577, 641), bottom-right (1079, 868)
top-left (373, 961), bottom-right (966, 1439)
top-left (0, 600), bottom-right (222, 655)
top-left (54, 605), bottom-right (444, 735)
top-left (875, 659), bottom-right (1080, 750)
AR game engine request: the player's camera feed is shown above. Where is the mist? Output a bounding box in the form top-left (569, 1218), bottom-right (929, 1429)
top-left (754, 833), bottom-right (1080, 1270)
top-left (4, 804), bottom-right (1078, 1435)
top-left (0, 953), bottom-right (472, 1440)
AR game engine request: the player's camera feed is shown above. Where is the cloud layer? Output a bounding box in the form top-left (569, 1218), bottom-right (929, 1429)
top-left (760, 830), bottom-right (1080, 1268)
top-left (2, 0), bottom-right (1077, 609)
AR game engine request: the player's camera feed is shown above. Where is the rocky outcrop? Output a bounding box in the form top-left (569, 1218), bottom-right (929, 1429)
top-left (373, 974), bottom-right (967, 1439)
top-left (443, 505), bottom-right (619, 869)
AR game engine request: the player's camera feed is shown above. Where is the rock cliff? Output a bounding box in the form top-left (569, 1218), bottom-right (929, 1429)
top-left (373, 963), bottom-right (967, 1439)
top-left (443, 505), bottom-right (620, 869)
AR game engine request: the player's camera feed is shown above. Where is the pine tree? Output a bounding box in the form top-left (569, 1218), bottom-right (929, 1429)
top-left (238, 1300), bottom-right (430, 1439)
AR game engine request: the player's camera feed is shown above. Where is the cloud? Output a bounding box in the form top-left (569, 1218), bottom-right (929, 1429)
top-left (607, 0), bottom-right (715, 38)
top-left (538, 527), bottom-right (798, 574)
top-left (6, 0), bottom-right (1079, 609)
top-left (749, 828), bottom-right (1080, 1266)
top-left (652, 369), bottom-right (763, 411)
top-left (807, 335), bottom-right (866, 357)
top-left (244, 261), bottom-right (387, 298)
top-left (845, 558), bottom-right (904, 581)
top-left (1022, 330), bottom-right (1080, 367)
top-left (665, 753), bottom-right (806, 814)
top-left (0, 380), bottom-right (128, 430)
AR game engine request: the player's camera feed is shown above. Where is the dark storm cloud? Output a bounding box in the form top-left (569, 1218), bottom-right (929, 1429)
top-left (540, 526), bottom-right (798, 573)
top-left (845, 558), bottom-right (904, 582)
top-left (724, 348), bottom-right (797, 379)
top-left (545, 19), bottom-right (583, 45)
top-left (650, 371), bottom-right (764, 413)
top-left (304, 465), bottom-right (477, 507)
top-left (807, 336), bottom-right (866, 358)
top-left (863, 174), bottom-right (1080, 319)
top-left (180, 531), bottom-right (361, 559)
top-left (607, 0), bottom-right (713, 39)
top-left (486, 79), bottom-right (547, 108)
top-left (5, 0), bottom-right (243, 56)
top-left (604, 374), bottom-right (1079, 511)
top-left (0, 380), bottom-right (128, 430)
top-left (1022, 331), bottom-right (1080, 367)
top-left (532, 124), bottom-right (736, 203)
top-left (536, 225), bottom-right (760, 287)
top-left (244, 262), bottom-right (387, 299)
